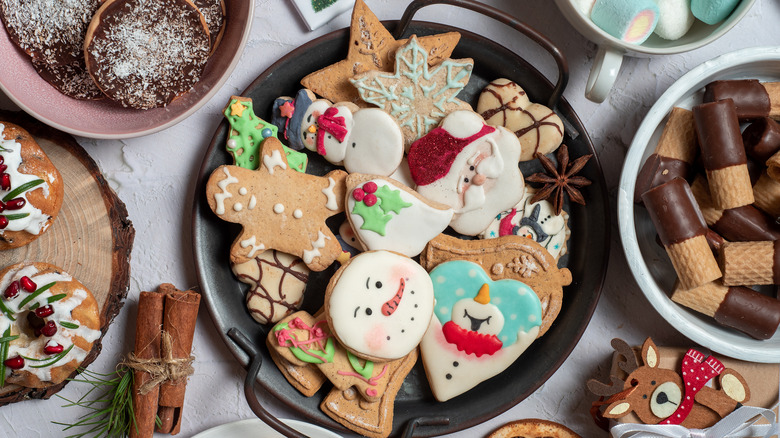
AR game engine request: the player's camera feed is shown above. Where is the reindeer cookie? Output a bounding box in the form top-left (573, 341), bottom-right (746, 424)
top-left (205, 137), bottom-right (347, 271)
top-left (588, 338), bottom-right (750, 429)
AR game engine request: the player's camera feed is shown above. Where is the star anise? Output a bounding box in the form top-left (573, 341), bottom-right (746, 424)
top-left (526, 144), bottom-right (592, 215)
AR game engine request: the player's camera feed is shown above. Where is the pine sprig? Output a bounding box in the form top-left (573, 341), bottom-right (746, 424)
top-left (53, 367), bottom-right (147, 438)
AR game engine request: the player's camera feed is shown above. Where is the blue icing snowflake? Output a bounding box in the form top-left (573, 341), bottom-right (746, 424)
top-left (430, 260), bottom-right (541, 347)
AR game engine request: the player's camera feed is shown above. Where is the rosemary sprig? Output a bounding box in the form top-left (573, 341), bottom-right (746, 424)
top-left (0, 334), bottom-right (18, 343)
top-left (47, 293), bottom-right (67, 304)
top-left (2, 213), bottom-right (29, 221)
top-left (2, 179), bottom-right (43, 202)
top-left (18, 281), bottom-right (55, 310)
top-left (0, 327), bottom-right (10, 387)
top-left (31, 344), bottom-right (74, 368)
top-left (54, 367), bottom-right (140, 438)
top-left (60, 321), bottom-right (80, 329)
top-left (0, 299), bottom-right (16, 321)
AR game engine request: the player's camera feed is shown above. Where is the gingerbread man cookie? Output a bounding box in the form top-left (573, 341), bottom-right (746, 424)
top-left (206, 137), bottom-right (347, 271)
top-left (477, 78), bottom-right (564, 162)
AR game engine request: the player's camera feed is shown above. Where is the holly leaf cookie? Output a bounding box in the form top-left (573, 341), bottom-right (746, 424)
top-left (300, 0), bottom-right (460, 106)
top-left (351, 35), bottom-right (473, 149)
top-left (205, 137), bottom-right (347, 271)
top-left (477, 78), bottom-right (564, 162)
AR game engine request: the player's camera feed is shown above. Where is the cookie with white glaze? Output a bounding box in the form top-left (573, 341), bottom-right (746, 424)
top-left (0, 122), bottom-right (64, 250)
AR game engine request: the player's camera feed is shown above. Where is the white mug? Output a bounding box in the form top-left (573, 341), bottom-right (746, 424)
top-left (553, 0), bottom-right (756, 103)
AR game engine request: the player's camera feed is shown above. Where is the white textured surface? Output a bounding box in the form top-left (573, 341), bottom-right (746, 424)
top-left (0, 0), bottom-right (779, 436)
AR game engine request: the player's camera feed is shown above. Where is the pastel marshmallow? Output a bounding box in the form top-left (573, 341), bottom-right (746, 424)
top-left (653, 0), bottom-right (695, 40)
top-left (591, 0), bottom-right (660, 44)
top-left (691, 0), bottom-right (740, 25)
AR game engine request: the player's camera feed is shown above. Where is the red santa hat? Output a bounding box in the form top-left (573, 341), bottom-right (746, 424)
top-left (408, 112), bottom-right (496, 186)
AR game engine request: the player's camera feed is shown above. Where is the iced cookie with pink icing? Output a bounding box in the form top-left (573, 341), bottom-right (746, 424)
top-left (325, 250), bottom-right (435, 362)
top-left (298, 99), bottom-right (404, 176)
top-left (408, 110), bottom-right (525, 236)
top-left (480, 187), bottom-right (570, 260)
top-left (420, 260), bottom-right (542, 401)
top-left (345, 174), bottom-right (453, 258)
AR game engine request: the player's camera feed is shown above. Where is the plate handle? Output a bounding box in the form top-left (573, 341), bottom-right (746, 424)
top-left (401, 416), bottom-right (451, 437)
top-left (228, 328), bottom-right (308, 438)
top-left (394, 0), bottom-right (569, 109)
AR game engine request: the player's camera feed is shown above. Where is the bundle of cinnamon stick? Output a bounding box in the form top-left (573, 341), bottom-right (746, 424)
top-left (129, 284), bottom-right (200, 438)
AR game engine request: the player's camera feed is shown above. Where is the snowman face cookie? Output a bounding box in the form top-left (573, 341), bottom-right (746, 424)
top-left (325, 250), bottom-right (434, 361)
top-left (299, 99), bottom-right (335, 152)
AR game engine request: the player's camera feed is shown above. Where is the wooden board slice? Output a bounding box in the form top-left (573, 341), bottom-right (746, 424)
top-left (0, 110), bottom-right (134, 404)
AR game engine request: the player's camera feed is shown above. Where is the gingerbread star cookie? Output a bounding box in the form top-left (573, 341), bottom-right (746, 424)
top-left (351, 35), bottom-right (473, 149)
top-left (206, 137), bottom-right (347, 271)
top-left (300, 0), bottom-right (460, 106)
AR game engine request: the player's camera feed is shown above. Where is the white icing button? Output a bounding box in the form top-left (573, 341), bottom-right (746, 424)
top-left (227, 139), bottom-right (237, 149)
top-left (239, 187), bottom-right (248, 195)
top-left (273, 204), bottom-right (284, 214)
top-left (293, 209), bottom-right (303, 219)
top-left (233, 203), bottom-right (243, 212)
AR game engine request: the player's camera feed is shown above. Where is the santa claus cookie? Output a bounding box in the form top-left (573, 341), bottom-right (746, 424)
top-left (0, 262), bottom-right (101, 388)
top-left (477, 78), bottom-right (564, 162)
top-left (84, 0), bottom-right (211, 109)
top-left (0, 122), bottom-right (64, 250)
top-left (205, 137), bottom-right (347, 271)
top-left (480, 187), bottom-right (570, 260)
top-left (420, 260), bottom-right (542, 401)
top-left (231, 250), bottom-right (310, 325)
top-left (345, 174), bottom-right (452, 258)
top-left (324, 250), bottom-right (435, 362)
top-left (408, 110), bottom-right (525, 236)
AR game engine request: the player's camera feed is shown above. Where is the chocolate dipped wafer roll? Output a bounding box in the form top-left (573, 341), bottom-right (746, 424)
top-left (642, 178), bottom-right (722, 289)
top-left (754, 172), bottom-right (780, 219)
top-left (742, 117), bottom-right (780, 163)
top-left (672, 280), bottom-right (780, 340)
top-left (720, 241), bottom-right (780, 286)
top-left (694, 99), bottom-right (755, 209)
top-left (704, 79), bottom-right (780, 121)
top-left (769, 150), bottom-right (780, 182)
top-left (690, 175), bottom-right (780, 241)
top-left (635, 107), bottom-right (697, 203)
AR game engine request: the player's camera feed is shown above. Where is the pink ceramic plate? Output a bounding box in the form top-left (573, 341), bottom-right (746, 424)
top-left (0, 1), bottom-right (253, 139)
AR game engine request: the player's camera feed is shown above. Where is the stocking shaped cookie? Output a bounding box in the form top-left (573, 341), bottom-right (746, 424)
top-left (206, 138), bottom-right (347, 271)
top-left (408, 110), bottom-right (526, 236)
top-left (477, 78), bottom-right (564, 162)
top-left (420, 260), bottom-right (542, 401)
top-left (345, 174), bottom-right (453, 257)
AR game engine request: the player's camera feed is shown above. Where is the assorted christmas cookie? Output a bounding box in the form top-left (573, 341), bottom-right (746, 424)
top-left (324, 250), bottom-right (434, 362)
top-left (420, 260), bottom-right (542, 401)
top-left (480, 187), bottom-right (570, 260)
top-left (589, 338), bottom-right (750, 429)
top-left (345, 174), bottom-right (453, 258)
top-left (408, 110), bottom-right (525, 236)
top-left (420, 234), bottom-right (572, 337)
top-left (478, 78), bottom-right (565, 162)
top-left (488, 419), bottom-right (582, 438)
top-left (205, 138), bottom-right (347, 271)
top-left (300, 0), bottom-right (460, 105)
top-left (231, 250), bottom-right (310, 325)
top-left (271, 89), bottom-right (316, 151)
top-left (84, 0), bottom-right (211, 109)
top-left (0, 262), bottom-right (101, 388)
top-left (224, 96), bottom-right (308, 172)
top-left (0, 122), bottom-right (64, 250)
top-left (351, 35), bottom-right (474, 149)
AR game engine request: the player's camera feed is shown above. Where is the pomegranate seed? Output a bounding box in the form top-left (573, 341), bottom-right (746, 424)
top-left (33, 327), bottom-right (41, 337)
top-left (41, 321), bottom-right (57, 337)
top-left (5, 198), bottom-right (24, 210)
top-left (0, 155), bottom-right (4, 164)
top-left (0, 217), bottom-right (7, 229)
top-left (19, 276), bottom-right (36, 292)
top-left (4, 355), bottom-right (23, 369)
top-left (44, 343), bottom-right (64, 355)
top-left (34, 305), bottom-right (53, 318)
top-left (0, 201), bottom-right (5, 213)
top-left (3, 281), bottom-right (19, 299)
top-left (0, 164), bottom-right (7, 173)
top-left (0, 173), bottom-right (9, 191)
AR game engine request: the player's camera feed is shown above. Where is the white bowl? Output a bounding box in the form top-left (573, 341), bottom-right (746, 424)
top-left (618, 46), bottom-right (780, 363)
top-left (554, 0), bottom-right (755, 102)
top-left (192, 418), bottom-right (342, 438)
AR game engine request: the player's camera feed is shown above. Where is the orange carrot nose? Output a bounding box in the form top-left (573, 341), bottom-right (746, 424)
top-left (474, 283), bottom-right (490, 304)
top-left (307, 125), bottom-right (317, 133)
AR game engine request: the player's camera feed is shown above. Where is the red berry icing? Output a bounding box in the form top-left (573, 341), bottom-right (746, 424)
top-left (363, 194), bottom-right (377, 206)
top-left (352, 188), bottom-right (365, 202)
top-left (3, 281), bottom-right (19, 299)
top-left (20, 276), bottom-right (36, 292)
top-left (41, 320), bottom-right (57, 337)
top-left (363, 181), bottom-right (378, 194)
